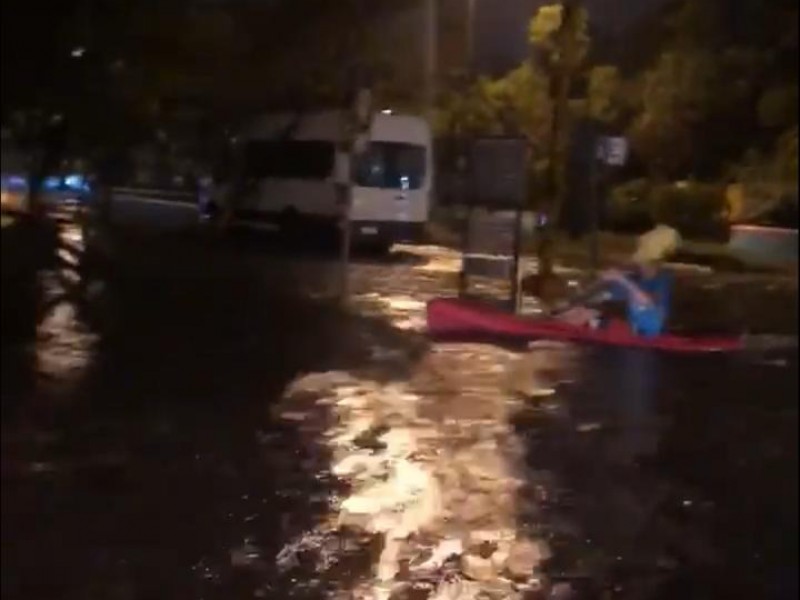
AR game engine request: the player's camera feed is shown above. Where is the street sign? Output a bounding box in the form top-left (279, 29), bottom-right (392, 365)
top-left (469, 137), bottom-right (528, 208)
top-left (465, 209), bottom-right (519, 256)
top-left (459, 208), bottom-right (523, 311)
top-left (456, 136), bottom-right (528, 311)
top-left (596, 136), bottom-right (628, 167)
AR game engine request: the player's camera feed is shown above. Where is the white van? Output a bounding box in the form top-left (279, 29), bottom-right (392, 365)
top-left (215, 110), bottom-right (433, 248)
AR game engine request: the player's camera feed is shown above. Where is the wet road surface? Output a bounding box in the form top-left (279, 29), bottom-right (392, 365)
top-left (2, 218), bottom-right (420, 599)
top-left (514, 347), bottom-right (797, 599)
top-left (1, 215), bottom-right (797, 599)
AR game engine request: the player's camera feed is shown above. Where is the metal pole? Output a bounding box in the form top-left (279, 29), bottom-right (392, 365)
top-left (589, 139), bottom-right (600, 276)
top-left (466, 0), bottom-right (476, 70)
top-left (423, 0), bottom-right (437, 119)
top-left (339, 175), bottom-right (353, 305)
top-left (340, 86), bottom-right (372, 305)
top-left (510, 207), bottom-right (523, 313)
top-left (458, 203), bottom-right (472, 299)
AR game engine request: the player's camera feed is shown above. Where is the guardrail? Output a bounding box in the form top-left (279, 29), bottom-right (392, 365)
top-left (107, 186), bottom-right (202, 231)
top-left (728, 224), bottom-right (798, 268)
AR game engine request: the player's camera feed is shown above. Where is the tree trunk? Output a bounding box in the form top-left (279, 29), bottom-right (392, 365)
top-left (536, 2), bottom-right (581, 287)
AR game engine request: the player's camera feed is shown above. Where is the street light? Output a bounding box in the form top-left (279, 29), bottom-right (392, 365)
top-left (466, 0), bottom-right (476, 70)
top-left (423, 0), bottom-right (437, 119)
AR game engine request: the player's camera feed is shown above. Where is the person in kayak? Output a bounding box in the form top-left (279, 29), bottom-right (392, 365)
top-left (557, 225), bottom-right (681, 337)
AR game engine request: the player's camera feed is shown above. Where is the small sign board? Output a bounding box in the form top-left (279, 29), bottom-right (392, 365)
top-left (469, 137), bottom-right (528, 208)
top-left (459, 207), bottom-right (523, 311)
top-left (456, 136), bottom-right (528, 311)
top-left (596, 136), bottom-right (628, 167)
top-left (465, 209), bottom-right (519, 256)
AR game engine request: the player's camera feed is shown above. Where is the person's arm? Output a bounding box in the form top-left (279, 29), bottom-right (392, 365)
top-left (601, 270), bottom-right (654, 307)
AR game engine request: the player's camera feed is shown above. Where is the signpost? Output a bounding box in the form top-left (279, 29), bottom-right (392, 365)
top-left (339, 81), bottom-right (372, 305)
top-left (596, 136), bottom-right (628, 167)
top-left (459, 137), bottom-right (528, 312)
top-left (589, 135), bottom-right (629, 273)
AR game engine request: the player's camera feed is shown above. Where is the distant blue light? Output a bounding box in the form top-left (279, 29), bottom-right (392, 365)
top-left (1, 175), bottom-right (28, 191)
top-left (64, 174), bottom-right (87, 190)
top-left (43, 176), bottom-right (63, 191)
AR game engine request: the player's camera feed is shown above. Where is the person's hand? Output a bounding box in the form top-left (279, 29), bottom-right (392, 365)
top-left (600, 269), bottom-right (624, 282)
top-left (559, 307), bottom-right (599, 327)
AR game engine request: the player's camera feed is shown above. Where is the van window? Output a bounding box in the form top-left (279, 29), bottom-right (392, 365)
top-left (243, 140), bottom-right (335, 180)
top-left (355, 142), bottom-right (426, 190)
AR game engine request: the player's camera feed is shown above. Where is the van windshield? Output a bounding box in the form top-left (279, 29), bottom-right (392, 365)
top-left (355, 142), bottom-right (426, 190)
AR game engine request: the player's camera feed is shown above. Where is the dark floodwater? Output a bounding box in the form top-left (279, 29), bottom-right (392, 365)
top-left (2, 215), bottom-right (797, 600)
top-left (1, 219), bottom-right (395, 600)
top-left (517, 345), bottom-right (798, 599)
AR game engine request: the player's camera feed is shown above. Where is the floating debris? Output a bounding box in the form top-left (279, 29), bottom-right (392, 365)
top-left (576, 422), bottom-right (603, 433)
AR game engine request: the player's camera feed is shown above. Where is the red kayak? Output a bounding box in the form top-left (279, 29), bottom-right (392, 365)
top-left (426, 298), bottom-right (744, 353)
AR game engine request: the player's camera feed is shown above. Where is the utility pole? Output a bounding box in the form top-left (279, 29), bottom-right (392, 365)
top-left (339, 83), bottom-right (372, 306)
top-left (538, 0), bottom-right (584, 282)
top-left (423, 0), bottom-right (437, 120)
top-left (466, 0), bottom-right (476, 71)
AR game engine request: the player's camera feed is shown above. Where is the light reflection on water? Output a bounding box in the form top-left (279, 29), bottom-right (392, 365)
top-left (34, 219), bottom-right (97, 392)
top-left (271, 290), bottom-right (575, 599)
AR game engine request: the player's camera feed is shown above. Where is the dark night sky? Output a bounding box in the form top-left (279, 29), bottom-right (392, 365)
top-left (473, 0), bottom-right (668, 72)
top-left (0, 0), bottom-right (672, 113)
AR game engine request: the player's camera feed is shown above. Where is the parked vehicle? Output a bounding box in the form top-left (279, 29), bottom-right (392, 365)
top-left (214, 110), bottom-right (433, 250)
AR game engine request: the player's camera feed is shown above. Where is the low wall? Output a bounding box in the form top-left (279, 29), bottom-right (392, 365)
top-left (728, 225), bottom-right (798, 268)
top-left (107, 187), bottom-right (201, 232)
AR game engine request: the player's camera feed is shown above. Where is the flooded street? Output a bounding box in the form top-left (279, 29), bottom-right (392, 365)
top-left (516, 348), bottom-right (797, 599)
top-left (1, 218), bottom-right (797, 599)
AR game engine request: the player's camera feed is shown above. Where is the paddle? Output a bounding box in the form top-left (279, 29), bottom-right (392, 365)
top-left (546, 276), bottom-right (618, 318)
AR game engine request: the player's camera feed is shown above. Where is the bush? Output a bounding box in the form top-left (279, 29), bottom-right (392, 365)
top-left (607, 178), bottom-right (654, 232)
top-left (649, 182), bottom-right (728, 240)
top-left (607, 179), bottom-right (729, 239)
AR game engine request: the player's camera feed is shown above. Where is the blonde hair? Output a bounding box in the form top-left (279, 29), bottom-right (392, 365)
top-left (631, 225), bottom-right (682, 265)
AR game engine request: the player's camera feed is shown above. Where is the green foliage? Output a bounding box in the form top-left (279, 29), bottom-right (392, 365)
top-left (436, 62), bottom-right (551, 142)
top-left (627, 48), bottom-right (719, 177)
top-left (525, 2), bottom-right (592, 274)
top-left (776, 127), bottom-right (799, 182)
top-left (758, 85), bottom-right (799, 130)
top-left (623, 0), bottom-right (799, 180)
top-left (482, 63), bottom-right (552, 141)
top-left (607, 179), bottom-right (653, 230)
top-left (529, 4), bottom-right (565, 47)
top-left (649, 182), bottom-right (727, 237)
top-left (587, 66), bottom-right (622, 123)
top-left (528, 3), bottom-right (590, 74)
top-left (732, 127), bottom-right (798, 185)
top-left (607, 180), bottom-right (729, 238)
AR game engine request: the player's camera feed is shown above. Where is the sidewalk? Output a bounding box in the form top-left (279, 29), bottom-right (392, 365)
top-left (426, 219), bottom-right (797, 281)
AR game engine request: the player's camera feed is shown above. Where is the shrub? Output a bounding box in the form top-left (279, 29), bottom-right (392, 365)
top-left (649, 182), bottom-right (728, 239)
top-left (606, 178), bottom-right (653, 232)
